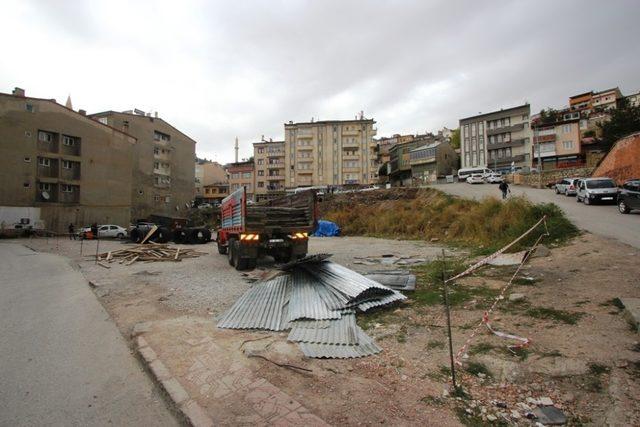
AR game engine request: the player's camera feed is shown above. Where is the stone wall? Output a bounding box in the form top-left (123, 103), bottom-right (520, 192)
top-left (514, 166), bottom-right (595, 187)
top-left (592, 133), bottom-right (640, 184)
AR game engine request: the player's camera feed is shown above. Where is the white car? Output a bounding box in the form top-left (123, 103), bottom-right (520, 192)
top-left (81, 224), bottom-right (128, 239)
top-left (466, 173), bottom-right (485, 184)
top-left (486, 173), bottom-right (504, 184)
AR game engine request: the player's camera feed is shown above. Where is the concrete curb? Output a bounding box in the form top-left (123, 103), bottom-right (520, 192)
top-left (136, 336), bottom-right (214, 427)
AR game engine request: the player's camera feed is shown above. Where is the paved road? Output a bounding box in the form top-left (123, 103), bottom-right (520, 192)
top-left (431, 182), bottom-right (640, 249)
top-left (0, 243), bottom-right (179, 427)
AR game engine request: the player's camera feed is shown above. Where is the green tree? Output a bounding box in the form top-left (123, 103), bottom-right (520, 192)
top-left (599, 98), bottom-right (640, 150)
top-left (450, 128), bottom-right (460, 149)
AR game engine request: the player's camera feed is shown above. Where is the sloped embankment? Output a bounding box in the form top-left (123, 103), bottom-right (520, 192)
top-left (319, 188), bottom-right (578, 252)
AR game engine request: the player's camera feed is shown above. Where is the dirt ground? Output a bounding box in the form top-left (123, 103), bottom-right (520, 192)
top-left (20, 232), bottom-right (640, 426)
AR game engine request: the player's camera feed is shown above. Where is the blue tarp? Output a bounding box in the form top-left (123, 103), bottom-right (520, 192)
top-left (312, 220), bottom-right (341, 237)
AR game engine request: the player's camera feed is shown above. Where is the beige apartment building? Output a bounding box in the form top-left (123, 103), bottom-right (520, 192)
top-left (227, 160), bottom-right (254, 199)
top-left (253, 139), bottom-right (285, 201)
top-left (531, 118), bottom-right (582, 170)
top-left (89, 110), bottom-right (196, 219)
top-left (284, 118), bottom-right (377, 188)
top-left (459, 104), bottom-right (532, 172)
top-left (0, 88), bottom-right (136, 232)
top-left (195, 160), bottom-right (226, 199)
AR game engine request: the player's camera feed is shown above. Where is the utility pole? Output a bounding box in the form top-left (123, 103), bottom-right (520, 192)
top-left (535, 124), bottom-right (542, 189)
top-left (442, 249), bottom-right (457, 390)
top-left (234, 137), bottom-right (239, 163)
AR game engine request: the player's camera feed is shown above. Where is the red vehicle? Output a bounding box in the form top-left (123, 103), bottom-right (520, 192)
top-left (217, 187), bottom-right (317, 270)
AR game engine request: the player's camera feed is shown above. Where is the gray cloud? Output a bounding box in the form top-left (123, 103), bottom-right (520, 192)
top-left (1, 0), bottom-right (639, 162)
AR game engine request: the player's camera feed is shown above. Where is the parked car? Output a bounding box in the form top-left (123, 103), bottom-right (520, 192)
top-left (555, 177), bottom-right (581, 196)
top-left (81, 224), bottom-right (128, 239)
top-left (466, 173), bottom-right (485, 184)
top-left (485, 173), bottom-right (503, 184)
top-left (617, 178), bottom-right (640, 214)
top-left (576, 178), bottom-right (618, 205)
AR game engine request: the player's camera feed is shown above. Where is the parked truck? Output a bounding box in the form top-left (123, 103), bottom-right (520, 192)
top-left (0, 206), bottom-right (45, 237)
top-left (129, 214), bottom-right (211, 244)
top-left (217, 187), bottom-right (317, 270)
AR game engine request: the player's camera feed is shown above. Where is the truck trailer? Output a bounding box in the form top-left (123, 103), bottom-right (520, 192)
top-left (217, 187), bottom-right (317, 270)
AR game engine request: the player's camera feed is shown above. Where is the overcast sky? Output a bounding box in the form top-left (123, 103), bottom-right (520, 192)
top-left (2, 0), bottom-right (639, 163)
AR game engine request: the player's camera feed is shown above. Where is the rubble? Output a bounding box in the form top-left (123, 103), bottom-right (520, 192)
top-left (94, 244), bottom-right (205, 265)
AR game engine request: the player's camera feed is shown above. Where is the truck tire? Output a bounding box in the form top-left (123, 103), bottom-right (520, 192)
top-left (190, 228), bottom-right (211, 244)
top-left (173, 229), bottom-right (188, 244)
top-left (228, 238), bottom-right (236, 266)
top-left (153, 227), bottom-right (173, 243)
top-left (217, 239), bottom-right (227, 254)
top-left (130, 228), bottom-right (144, 243)
top-left (232, 239), bottom-right (251, 271)
top-left (273, 249), bottom-right (293, 263)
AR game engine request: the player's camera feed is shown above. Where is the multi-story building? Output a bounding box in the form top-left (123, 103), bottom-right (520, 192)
top-left (284, 117), bottom-right (377, 188)
top-left (531, 117), bottom-right (582, 170)
top-left (227, 160), bottom-right (254, 199)
top-left (253, 139), bottom-right (286, 201)
top-left (0, 88), bottom-right (136, 232)
top-left (195, 160), bottom-right (226, 200)
top-left (388, 138), bottom-right (425, 186)
top-left (459, 104), bottom-right (532, 173)
top-left (409, 141), bottom-right (458, 184)
top-left (201, 182), bottom-right (229, 204)
top-left (626, 91), bottom-right (640, 108)
top-left (89, 110), bottom-right (196, 220)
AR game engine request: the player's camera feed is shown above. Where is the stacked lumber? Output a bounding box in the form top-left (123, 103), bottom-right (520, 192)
top-left (94, 244), bottom-right (205, 267)
top-left (245, 206), bottom-right (311, 228)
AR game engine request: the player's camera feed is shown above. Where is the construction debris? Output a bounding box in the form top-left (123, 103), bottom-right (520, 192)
top-left (217, 257), bottom-right (406, 359)
top-left (363, 270), bottom-right (417, 291)
top-left (94, 244), bottom-right (205, 265)
top-left (353, 255), bottom-right (426, 266)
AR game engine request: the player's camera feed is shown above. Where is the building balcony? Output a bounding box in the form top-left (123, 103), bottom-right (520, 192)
top-left (341, 129), bottom-right (360, 136)
top-left (486, 123), bottom-right (525, 136)
top-left (266, 175), bottom-right (285, 180)
top-left (342, 154), bottom-right (360, 160)
top-left (533, 134), bottom-right (556, 143)
top-left (342, 167), bottom-right (360, 173)
top-left (60, 168), bottom-right (81, 181)
top-left (154, 168), bottom-right (171, 176)
top-left (297, 145), bottom-right (313, 151)
top-left (296, 133), bottom-right (313, 139)
top-left (487, 138), bottom-right (527, 150)
top-left (490, 154), bottom-right (526, 166)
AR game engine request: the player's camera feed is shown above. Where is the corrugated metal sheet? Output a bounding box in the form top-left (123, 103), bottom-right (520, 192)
top-left (279, 253), bottom-right (332, 270)
top-left (288, 312), bottom-right (358, 345)
top-left (304, 261), bottom-right (393, 303)
top-left (297, 326), bottom-right (382, 359)
top-left (217, 275), bottom-right (290, 330)
top-left (357, 291), bottom-right (406, 311)
top-left (288, 269), bottom-right (341, 321)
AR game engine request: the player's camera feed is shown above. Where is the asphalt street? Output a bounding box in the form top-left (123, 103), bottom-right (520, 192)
top-left (431, 182), bottom-right (640, 249)
top-left (0, 243), bottom-right (179, 427)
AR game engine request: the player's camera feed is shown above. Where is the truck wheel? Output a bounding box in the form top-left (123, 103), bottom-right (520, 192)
top-left (191, 228), bottom-right (211, 244)
top-left (232, 239), bottom-right (251, 271)
top-left (154, 227), bottom-right (173, 243)
top-left (217, 239), bottom-right (227, 254)
top-left (173, 229), bottom-right (187, 244)
top-left (273, 249), bottom-right (293, 263)
top-left (130, 228), bottom-right (144, 243)
top-left (228, 238), bottom-right (236, 266)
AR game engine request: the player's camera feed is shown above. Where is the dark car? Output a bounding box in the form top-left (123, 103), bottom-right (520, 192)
top-left (618, 179), bottom-right (640, 214)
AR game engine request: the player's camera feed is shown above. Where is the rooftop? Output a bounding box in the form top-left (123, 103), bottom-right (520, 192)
top-left (285, 118), bottom-right (375, 127)
top-left (459, 104), bottom-right (530, 122)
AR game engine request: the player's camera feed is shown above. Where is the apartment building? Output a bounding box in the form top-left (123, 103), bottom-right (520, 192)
top-left (201, 182), bottom-right (229, 204)
top-left (459, 104), bottom-right (532, 172)
top-left (253, 139), bottom-right (286, 201)
top-left (195, 160), bottom-right (226, 199)
top-left (227, 160), bottom-right (254, 199)
top-left (388, 138), bottom-right (425, 186)
top-left (409, 141), bottom-right (458, 184)
top-left (531, 117), bottom-right (582, 170)
top-left (0, 88), bottom-right (136, 232)
top-left (89, 110), bottom-right (196, 219)
top-left (284, 117), bottom-right (377, 188)
top-left (626, 91), bottom-right (640, 108)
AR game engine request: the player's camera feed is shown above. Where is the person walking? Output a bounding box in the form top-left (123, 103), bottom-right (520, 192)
top-left (91, 223), bottom-right (98, 240)
top-left (68, 223), bottom-right (76, 240)
top-left (499, 180), bottom-right (510, 200)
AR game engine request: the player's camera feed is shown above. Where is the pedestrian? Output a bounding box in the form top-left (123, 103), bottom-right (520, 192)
top-left (68, 223), bottom-right (76, 240)
top-left (91, 222), bottom-right (98, 240)
top-left (499, 180), bottom-right (510, 200)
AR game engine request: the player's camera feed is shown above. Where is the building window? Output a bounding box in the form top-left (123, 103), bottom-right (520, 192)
top-left (97, 117), bottom-right (108, 125)
top-left (154, 195), bottom-right (161, 202)
top-left (258, 181), bottom-right (264, 188)
top-left (23, 182), bottom-right (30, 188)
top-left (154, 162), bottom-right (160, 169)
top-left (24, 157), bottom-right (31, 163)
top-left (463, 125), bottom-right (469, 137)
top-left (154, 147), bottom-right (159, 155)
top-left (38, 183), bottom-right (51, 191)
top-left (562, 141), bottom-right (574, 149)
top-left (26, 104), bottom-right (34, 112)
top-left (62, 135), bottom-right (76, 146)
top-left (257, 159), bottom-right (264, 165)
top-left (258, 170), bottom-right (264, 176)
top-left (258, 148), bottom-right (264, 154)
top-left (153, 131), bottom-right (171, 142)
top-left (165, 196), bottom-right (171, 203)
top-left (38, 131), bottom-right (53, 142)
top-left (61, 184), bottom-right (73, 193)
top-left (38, 158), bottom-right (50, 167)
top-left (62, 160), bottom-right (72, 169)
top-left (562, 125), bottom-right (571, 134)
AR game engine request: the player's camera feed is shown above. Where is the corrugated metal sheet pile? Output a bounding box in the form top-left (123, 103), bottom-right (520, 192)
top-left (217, 257), bottom-right (407, 358)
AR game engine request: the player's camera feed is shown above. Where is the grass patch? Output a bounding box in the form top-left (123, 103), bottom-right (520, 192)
top-left (537, 349), bottom-right (563, 359)
top-left (356, 308), bottom-right (396, 330)
top-left (321, 188), bottom-right (579, 252)
top-left (574, 299), bottom-right (591, 307)
top-left (588, 363), bottom-right (610, 375)
top-left (465, 362), bottom-right (492, 377)
top-left (526, 307), bottom-right (585, 325)
top-left (427, 340), bottom-right (445, 350)
top-left (513, 277), bottom-right (539, 286)
top-left (604, 298), bottom-right (625, 310)
top-left (468, 342), bottom-right (495, 355)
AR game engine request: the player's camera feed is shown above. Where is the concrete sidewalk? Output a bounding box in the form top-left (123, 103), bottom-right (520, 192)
top-left (0, 243), bottom-right (179, 427)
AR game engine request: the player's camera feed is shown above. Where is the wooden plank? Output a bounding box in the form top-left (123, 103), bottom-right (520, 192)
top-left (97, 261), bottom-right (111, 269)
top-left (140, 225), bottom-right (158, 245)
top-left (174, 248), bottom-right (180, 260)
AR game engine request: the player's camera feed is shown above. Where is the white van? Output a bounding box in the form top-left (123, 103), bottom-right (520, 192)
top-left (457, 167), bottom-right (492, 181)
